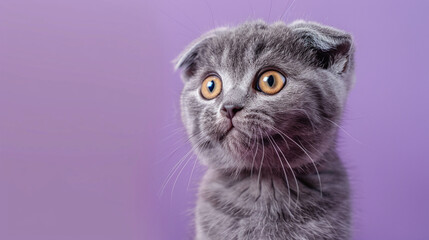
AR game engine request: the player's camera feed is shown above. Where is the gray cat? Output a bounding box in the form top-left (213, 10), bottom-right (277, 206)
top-left (174, 19), bottom-right (355, 240)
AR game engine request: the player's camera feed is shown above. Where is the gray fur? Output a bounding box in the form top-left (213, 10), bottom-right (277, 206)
top-left (175, 19), bottom-right (355, 240)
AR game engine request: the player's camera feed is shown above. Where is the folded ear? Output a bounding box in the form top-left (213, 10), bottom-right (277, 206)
top-left (289, 20), bottom-right (354, 74)
top-left (173, 37), bottom-right (206, 78)
top-left (173, 28), bottom-right (227, 79)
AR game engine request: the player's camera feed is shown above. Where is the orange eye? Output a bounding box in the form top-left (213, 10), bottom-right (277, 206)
top-left (201, 75), bottom-right (222, 100)
top-left (256, 70), bottom-right (286, 95)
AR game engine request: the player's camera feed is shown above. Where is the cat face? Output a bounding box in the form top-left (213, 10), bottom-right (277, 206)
top-left (176, 20), bottom-right (354, 171)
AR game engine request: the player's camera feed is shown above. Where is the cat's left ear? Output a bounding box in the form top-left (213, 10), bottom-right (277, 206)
top-left (288, 20), bottom-right (354, 74)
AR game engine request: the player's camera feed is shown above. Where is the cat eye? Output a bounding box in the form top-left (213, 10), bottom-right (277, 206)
top-left (201, 75), bottom-right (222, 100)
top-left (256, 70), bottom-right (286, 95)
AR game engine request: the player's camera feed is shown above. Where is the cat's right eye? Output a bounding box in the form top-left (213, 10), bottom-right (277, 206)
top-left (201, 75), bottom-right (222, 100)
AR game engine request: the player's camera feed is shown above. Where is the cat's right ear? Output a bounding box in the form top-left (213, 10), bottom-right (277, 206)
top-left (173, 37), bottom-right (205, 79)
top-left (173, 28), bottom-right (226, 80)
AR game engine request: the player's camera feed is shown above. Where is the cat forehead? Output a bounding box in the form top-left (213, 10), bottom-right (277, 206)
top-left (205, 22), bottom-right (290, 56)
top-left (197, 23), bottom-right (294, 75)
top-left (217, 21), bottom-right (288, 41)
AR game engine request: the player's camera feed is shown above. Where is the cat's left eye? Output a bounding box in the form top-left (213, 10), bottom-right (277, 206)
top-left (256, 70), bottom-right (286, 95)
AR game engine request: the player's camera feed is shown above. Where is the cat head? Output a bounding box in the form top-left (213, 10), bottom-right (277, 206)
top-left (175, 20), bottom-right (354, 172)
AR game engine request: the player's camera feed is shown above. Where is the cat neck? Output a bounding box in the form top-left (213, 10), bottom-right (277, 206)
top-left (212, 146), bottom-right (339, 180)
top-left (200, 151), bottom-right (347, 209)
top-left (200, 148), bottom-right (346, 201)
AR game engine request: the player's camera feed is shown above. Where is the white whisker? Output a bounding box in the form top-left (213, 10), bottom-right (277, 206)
top-left (257, 128), bottom-right (265, 195)
top-left (271, 126), bottom-right (323, 197)
top-left (159, 135), bottom-right (205, 197)
top-left (250, 129), bottom-right (259, 177)
top-left (171, 152), bottom-right (195, 202)
top-left (323, 117), bottom-right (362, 144)
top-left (288, 108), bottom-right (317, 134)
top-left (269, 133), bottom-right (300, 205)
top-left (280, 0), bottom-right (297, 21)
top-left (266, 132), bottom-right (291, 205)
top-left (157, 130), bottom-right (201, 164)
top-left (187, 154), bottom-right (199, 191)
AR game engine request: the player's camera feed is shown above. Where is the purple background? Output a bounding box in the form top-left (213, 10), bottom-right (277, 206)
top-left (1, 0), bottom-right (428, 239)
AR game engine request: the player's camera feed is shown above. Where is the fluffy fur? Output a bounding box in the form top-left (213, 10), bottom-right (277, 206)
top-left (175, 20), bottom-right (355, 240)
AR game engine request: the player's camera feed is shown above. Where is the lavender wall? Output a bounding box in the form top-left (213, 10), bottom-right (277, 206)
top-left (1, 0), bottom-right (428, 239)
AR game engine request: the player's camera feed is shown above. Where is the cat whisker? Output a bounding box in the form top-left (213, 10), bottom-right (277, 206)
top-left (170, 152), bottom-right (194, 201)
top-left (256, 128), bottom-right (265, 200)
top-left (160, 127), bottom-right (186, 143)
top-left (271, 126), bottom-right (323, 197)
top-left (170, 137), bottom-right (208, 202)
top-left (254, 120), bottom-right (290, 150)
top-left (159, 134), bottom-right (205, 197)
top-left (302, 104), bottom-right (361, 139)
top-left (186, 141), bottom-right (209, 192)
top-left (279, 0), bottom-right (297, 21)
top-left (322, 116), bottom-right (362, 144)
top-left (164, 128), bottom-right (196, 148)
top-left (157, 130), bottom-right (202, 164)
top-left (187, 152), bottom-right (199, 191)
top-left (287, 108), bottom-right (317, 134)
top-left (246, 127), bottom-right (254, 147)
top-left (159, 121), bottom-right (181, 130)
top-left (159, 147), bottom-right (192, 197)
top-left (250, 128), bottom-right (259, 178)
top-left (265, 132), bottom-right (291, 205)
top-left (302, 139), bottom-right (323, 156)
top-left (268, 132), bottom-right (301, 205)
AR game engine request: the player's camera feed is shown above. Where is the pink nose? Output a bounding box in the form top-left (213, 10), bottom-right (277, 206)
top-left (221, 104), bottom-right (243, 119)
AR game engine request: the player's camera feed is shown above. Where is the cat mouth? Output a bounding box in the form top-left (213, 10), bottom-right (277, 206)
top-left (219, 127), bottom-right (285, 147)
top-left (219, 126), bottom-right (245, 142)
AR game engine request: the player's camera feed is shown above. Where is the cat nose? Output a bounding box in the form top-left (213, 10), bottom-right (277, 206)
top-left (221, 104), bottom-right (243, 119)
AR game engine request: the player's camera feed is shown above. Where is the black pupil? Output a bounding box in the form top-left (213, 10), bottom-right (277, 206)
top-left (266, 75), bottom-right (275, 87)
top-left (207, 80), bottom-right (215, 92)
